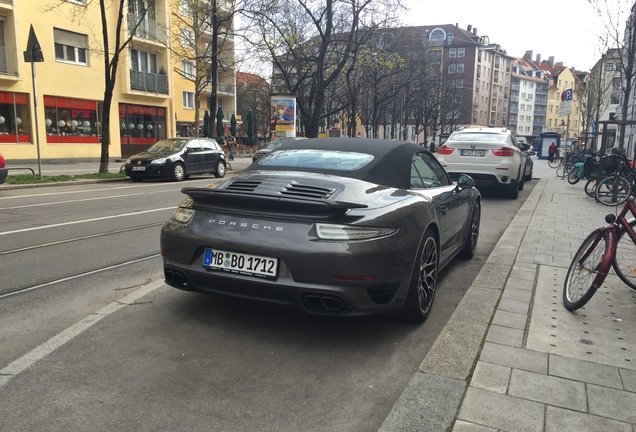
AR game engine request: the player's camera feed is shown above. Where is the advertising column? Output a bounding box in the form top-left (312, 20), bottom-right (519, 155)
top-left (270, 93), bottom-right (296, 138)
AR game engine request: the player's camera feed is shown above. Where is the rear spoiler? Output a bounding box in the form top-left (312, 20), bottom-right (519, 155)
top-left (182, 187), bottom-right (367, 219)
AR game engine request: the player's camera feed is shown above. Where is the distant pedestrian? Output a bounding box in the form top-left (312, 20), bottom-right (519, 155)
top-left (429, 140), bottom-right (435, 153)
top-left (227, 135), bottom-right (236, 161)
top-left (548, 141), bottom-right (557, 162)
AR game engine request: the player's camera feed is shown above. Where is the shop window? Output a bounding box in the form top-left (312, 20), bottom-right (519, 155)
top-left (119, 103), bottom-right (167, 154)
top-left (0, 92), bottom-right (31, 143)
top-left (44, 96), bottom-right (100, 144)
top-left (54, 28), bottom-right (88, 66)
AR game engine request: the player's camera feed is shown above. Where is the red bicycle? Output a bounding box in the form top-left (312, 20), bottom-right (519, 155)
top-left (563, 194), bottom-right (636, 310)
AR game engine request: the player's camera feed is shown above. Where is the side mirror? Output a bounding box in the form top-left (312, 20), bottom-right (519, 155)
top-left (456, 174), bottom-right (475, 189)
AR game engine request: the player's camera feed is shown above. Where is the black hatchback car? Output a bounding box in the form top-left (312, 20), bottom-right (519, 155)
top-left (125, 138), bottom-right (226, 182)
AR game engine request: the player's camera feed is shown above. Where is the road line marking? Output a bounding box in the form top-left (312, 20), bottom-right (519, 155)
top-left (0, 279), bottom-right (165, 388)
top-left (0, 207), bottom-right (175, 236)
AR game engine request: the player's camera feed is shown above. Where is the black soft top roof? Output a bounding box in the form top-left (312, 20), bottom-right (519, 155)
top-left (246, 138), bottom-right (431, 189)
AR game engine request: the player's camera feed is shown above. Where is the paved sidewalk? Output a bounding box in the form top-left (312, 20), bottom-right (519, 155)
top-left (380, 161), bottom-right (636, 431)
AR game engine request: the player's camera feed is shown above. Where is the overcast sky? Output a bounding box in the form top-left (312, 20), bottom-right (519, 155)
top-left (399, 0), bottom-right (631, 71)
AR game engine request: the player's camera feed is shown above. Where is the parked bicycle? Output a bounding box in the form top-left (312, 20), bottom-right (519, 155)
top-left (563, 192), bottom-right (636, 310)
top-left (594, 148), bottom-right (636, 206)
top-left (555, 149), bottom-right (586, 179)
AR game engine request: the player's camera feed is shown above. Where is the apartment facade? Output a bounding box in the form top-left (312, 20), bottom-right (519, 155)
top-left (0, 0), bottom-right (236, 161)
top-left (172, 0), bottom-right (236, 139)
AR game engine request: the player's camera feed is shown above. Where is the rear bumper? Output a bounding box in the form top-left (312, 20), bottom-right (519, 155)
top-left (0, 168), bottom-right (7, 184)
top-left (447, 172), bottom-right (518, 188)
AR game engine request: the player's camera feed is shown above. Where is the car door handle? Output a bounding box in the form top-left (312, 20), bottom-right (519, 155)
top-left (440, 206), bottom-right (448, 215)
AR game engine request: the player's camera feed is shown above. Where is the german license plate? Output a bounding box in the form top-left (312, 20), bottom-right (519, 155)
top-left (203, 248), bottom-right (278, 279)
top-left (461, 149), bottom-right (486, 156)
top-left (131, 166), bottom-right (146, 171)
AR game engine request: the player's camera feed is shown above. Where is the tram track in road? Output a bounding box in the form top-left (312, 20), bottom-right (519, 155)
top-left (0, 222), bottom-right (165, 256)
top-left (0, 253), bottom-right (162, 300)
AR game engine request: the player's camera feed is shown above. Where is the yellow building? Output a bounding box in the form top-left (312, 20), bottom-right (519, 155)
top-left (0, 0), bottom-right (235, 161)
top-left (543, 64), bottom-right (582, 139)
top-left (170, 0), bottom-right (236, 140)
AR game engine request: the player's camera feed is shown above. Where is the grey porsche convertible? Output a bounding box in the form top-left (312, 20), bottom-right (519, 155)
top-left (161, 138), bottom-right (481, 322)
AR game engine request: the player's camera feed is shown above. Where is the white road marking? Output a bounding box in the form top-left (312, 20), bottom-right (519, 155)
top-left (0, 207), bottom-right (175, 236)
top-left (0, 279), bottom-right (165, 388)
top-left (0, 190), bottom-right (172, 210)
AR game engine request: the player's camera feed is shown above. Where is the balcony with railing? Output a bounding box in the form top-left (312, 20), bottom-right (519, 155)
top-left (533, 108), bottom-right (546, 115)
top-left (0, 46), bottom-right (18, 77)
top-left (510, 94), bottom-right (518, 102)
top-left (127, 14), bottom-right (167, 44)
top-left (130, 70), bottom-right (169, 94)
top-left (535, 87), bottom-right (549, 95)
top-left (509, 106), bottom-right (519, 114)
top-left (510, 83), bottom-right (520, 91)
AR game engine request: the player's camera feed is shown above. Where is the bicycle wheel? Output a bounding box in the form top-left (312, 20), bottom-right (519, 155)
top-left (563, 228), bottom-right (611, 310)
top-left (584, 178), bottom-right (598, 197)
top-left (556, 162), bottom-right (571, 179)
top-left (567, 166), bottom-right (581, 184)
top-left (595, 175), bottom-right (631, 206)
top-left (548, 157), bottom-right (562, 169)
top-left (613, 218), bottom-right (636, 290)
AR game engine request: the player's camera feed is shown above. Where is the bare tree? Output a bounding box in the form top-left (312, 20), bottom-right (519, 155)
top-left (589, 0), bottom-right (636, 152)
top-left (170, 0), bottom-right (236, 138)
top-left (47, 0), bottom-right (161, 172)
top-left (241, 0), bottom-right (402, 138)
top-left (236, 71), bottom-right (271, 143)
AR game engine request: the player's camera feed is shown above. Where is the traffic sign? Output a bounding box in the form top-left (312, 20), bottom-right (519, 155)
top-left (560, 88), bottom-right (573, 102)
top-left (23, 25), bottom-right (44, 63)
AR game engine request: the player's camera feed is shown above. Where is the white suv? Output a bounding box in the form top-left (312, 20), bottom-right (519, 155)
top-left (436, 128), bottom-right (533, 199)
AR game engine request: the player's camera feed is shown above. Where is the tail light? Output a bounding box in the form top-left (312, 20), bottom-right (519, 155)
top-left (437, 145), bottom-right (454, 155)
top-left (0, 154), bottom-right (4, 168)
top-left (492, 147), bottom-right (515, 157)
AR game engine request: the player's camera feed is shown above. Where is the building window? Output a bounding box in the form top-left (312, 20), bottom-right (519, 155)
top-left (605, 62), bottom-right (614, 71)
top-left (182, 60), bottom-right (195, 79)
top-left (119, 103), bottom-right (167, 149)
top-left (178, 0), bottom-right (193, 17)
top-left (610, 94), bottom-right (620, 104)
top-left (458, 48), bottom-right (465, 58)
top-left (183, 91), bottom-right (194, 109)
top-left (449, 48), bottom-right (456, 58)
top-left (429, 28), bottom-right (446, 41)
top-left (612, 77), bottom-right (621, 89)
top-left (44, 96), bottom-right (100, 144)
top-left (456, 79), bottom-right (463, 88)
top-left (54, 28), bottom-right (88, 65)
top-left (180, 29), bottom-right (193, 48)
top-left (448, 64), bottom-right (456, 73)
top-left (130, 49), bottom-right (157, 73)
top-left (457, 63), bottom-right (464, 73)
top-left (0, 92), bottom-right (31, 143)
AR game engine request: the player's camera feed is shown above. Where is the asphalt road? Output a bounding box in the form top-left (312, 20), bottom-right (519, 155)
top-left (0, 173), bottom-right (536, 431)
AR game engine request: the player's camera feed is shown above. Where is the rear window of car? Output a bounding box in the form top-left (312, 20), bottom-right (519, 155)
top-left (449, 132), bottom-right (506, 142)
top-left (258, 149), bottom-right (374, 171)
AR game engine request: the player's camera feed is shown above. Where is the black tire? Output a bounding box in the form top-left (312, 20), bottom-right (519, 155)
top-left (130, 176), bottom-right (143, 182)
top-left (214, 161), bottom-right (226, 178)
top-left (567, 166), bottom-right (581, 184)
top-left (595, 175), bottom-right (631, 206)
top-left (524, 165), bottom-right (533, 181)
top-left (459, 201), bottom-right (480, 259)
top-left (612, 219), bottom-right (636, 291)
top-left (504, 181), bottom-right (519, 199)
top-left (584, 178), bottom-right (598, 197)
top-left (548, 158), bottom-right (561, 168)
top-left (518, 167), bottom-right (525, 191)
top-left (171, 163), bottom-right (186, 182)
top-left (398, 229), bottom-right (438, 323)
top-left (563, 228), bottom-right (610, 310)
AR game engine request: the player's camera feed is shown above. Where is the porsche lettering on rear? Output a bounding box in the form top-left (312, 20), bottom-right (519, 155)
top-left (207, 219), bottom-right (284, 232)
